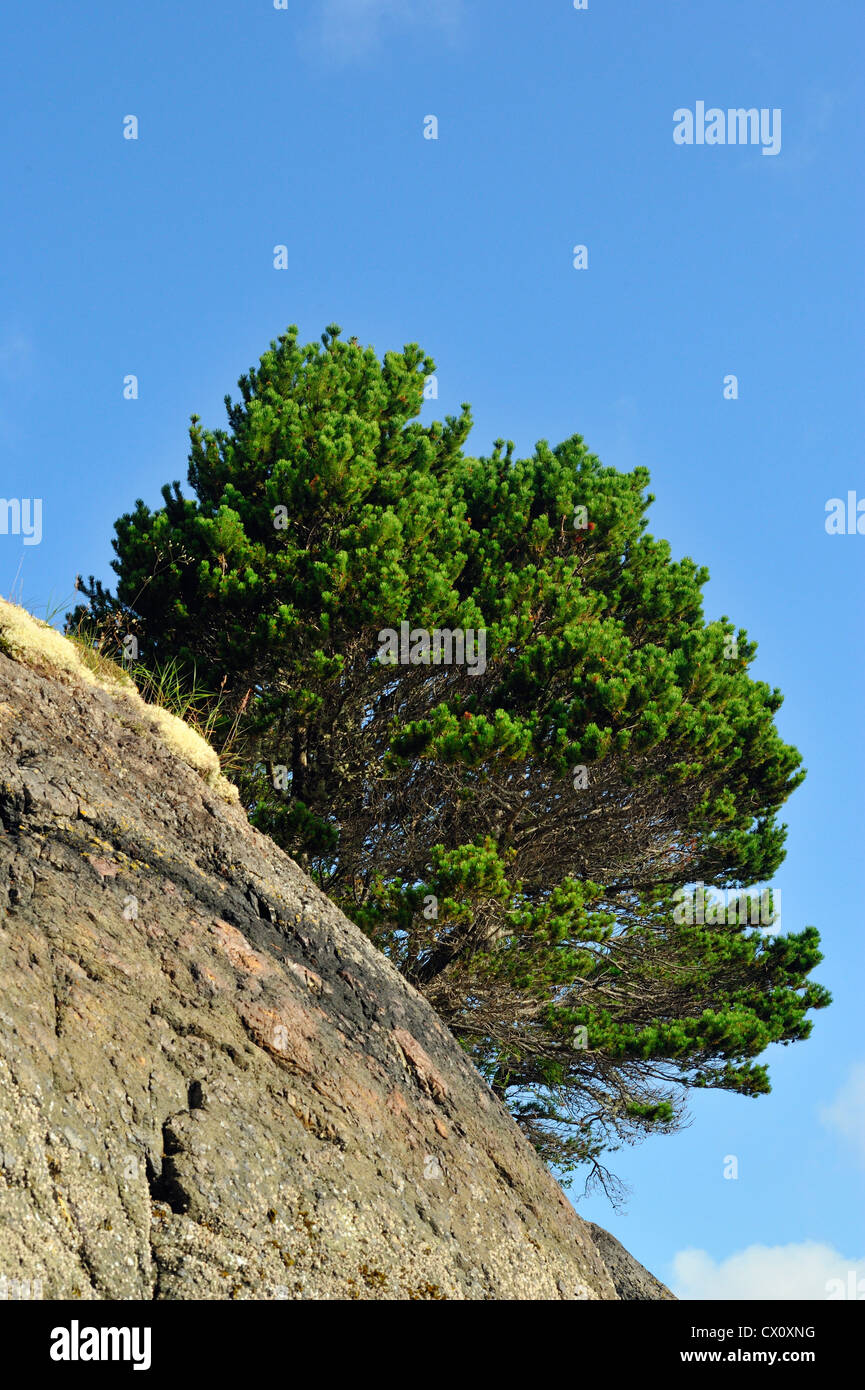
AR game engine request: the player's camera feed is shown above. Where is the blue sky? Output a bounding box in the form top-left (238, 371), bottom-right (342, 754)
top-left (1, 0), bottom-right (863, 1298)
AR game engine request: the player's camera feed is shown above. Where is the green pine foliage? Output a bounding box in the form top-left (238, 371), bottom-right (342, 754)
top-left (71, 325), bottom-right (830, 1193)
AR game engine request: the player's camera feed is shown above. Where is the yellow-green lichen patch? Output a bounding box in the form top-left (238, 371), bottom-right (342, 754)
top-left (0, 597), bottom-right (132, 691)
top-left (0, 598), bottom-right (238, 803)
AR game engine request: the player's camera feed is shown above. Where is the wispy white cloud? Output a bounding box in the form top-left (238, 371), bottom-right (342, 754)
top-left (304, 0), bottom-right (463, 64)
top-left (821, 1062), bottom-right (865, 1165)
top-left (672, 1242), bottom-right (865, 1300)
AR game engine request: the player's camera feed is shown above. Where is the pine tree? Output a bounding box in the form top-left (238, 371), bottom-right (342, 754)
top-left (71, 325), bottom-right (830, 1192)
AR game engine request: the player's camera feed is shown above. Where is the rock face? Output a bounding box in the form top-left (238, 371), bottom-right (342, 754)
top-left (588, 1223), bottom-right (676, 1301)
top-left (0, 602), bottom-right (672, 1300)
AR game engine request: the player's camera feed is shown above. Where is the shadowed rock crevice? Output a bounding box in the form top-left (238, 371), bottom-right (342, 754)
top-left (0, 602), bottom-right (673, 1300)
top-left (145, 1119), bottom-right (191, 1217)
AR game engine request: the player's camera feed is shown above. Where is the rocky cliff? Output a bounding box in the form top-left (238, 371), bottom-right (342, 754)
top-left (0, 600), bottom-right (672, 1300)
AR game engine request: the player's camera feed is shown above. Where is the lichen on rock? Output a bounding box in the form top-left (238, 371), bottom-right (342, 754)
top-left (0, 598), bottom-right (237, 803)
